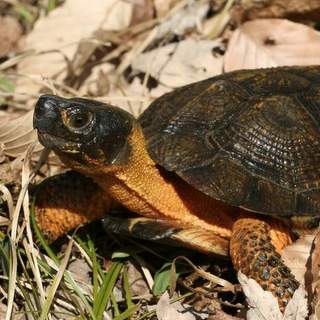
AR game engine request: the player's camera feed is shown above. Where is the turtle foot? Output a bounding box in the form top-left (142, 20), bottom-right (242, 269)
top-left (230, 218), bottom-right (299, 311)
top-left (34, 171), bottom-right (113, 242)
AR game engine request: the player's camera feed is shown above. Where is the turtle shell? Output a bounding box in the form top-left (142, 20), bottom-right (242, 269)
top-left (139, 66), bottom-right (320, 217)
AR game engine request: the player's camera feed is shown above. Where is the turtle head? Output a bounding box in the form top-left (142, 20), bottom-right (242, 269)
top-left (33, 95), bottom-right (135, 170)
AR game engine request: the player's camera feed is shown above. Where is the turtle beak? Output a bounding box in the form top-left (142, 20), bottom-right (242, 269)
top-left (33, 94), bottom-right (70, 151)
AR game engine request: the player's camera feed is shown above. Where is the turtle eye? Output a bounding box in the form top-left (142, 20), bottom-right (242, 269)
top-left (66, 110), bottom-right (93, 131)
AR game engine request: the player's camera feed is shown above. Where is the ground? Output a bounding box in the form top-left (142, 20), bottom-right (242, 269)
top-left (1, 0), bottom-right (320, 319)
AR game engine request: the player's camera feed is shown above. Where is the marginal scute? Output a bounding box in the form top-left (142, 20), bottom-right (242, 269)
top-left (296, 189), bottom-right (320, 214)
top-left (231, 68), bottom-right (312, 95)
top-left (182, 156), bottom-right (251, 206)
top-left (141, 65), bottom-right (320, 216)
top-left (244, 179), bottom-right (295, 215)
top-left (298, 85), bottom-right (320, 128)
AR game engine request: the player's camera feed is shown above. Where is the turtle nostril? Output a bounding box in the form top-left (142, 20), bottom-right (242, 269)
top-left (33, 95), bottom-right (59, 130)
top-left (35, 96), bottom-right (56, 118)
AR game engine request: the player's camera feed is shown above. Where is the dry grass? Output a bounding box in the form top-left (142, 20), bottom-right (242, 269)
top-left (2, 0), bottom-right (319, 319)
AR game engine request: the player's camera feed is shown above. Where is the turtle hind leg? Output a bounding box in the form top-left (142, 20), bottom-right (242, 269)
top-left (230, 218), bottom-right (299, 311)
top-left (34, 171), bottom-right (115, 242)
top-left (102, 216), bottom-right (229, 257)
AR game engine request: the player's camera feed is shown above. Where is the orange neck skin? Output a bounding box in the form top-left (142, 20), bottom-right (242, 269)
top-left (64, 125), bottom-right (291, 247)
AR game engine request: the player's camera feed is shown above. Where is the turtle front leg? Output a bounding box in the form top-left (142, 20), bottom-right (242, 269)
top-left (230, 218), bottom-right (299, 311)
top-left (34, 171), bottom-right (116, 242)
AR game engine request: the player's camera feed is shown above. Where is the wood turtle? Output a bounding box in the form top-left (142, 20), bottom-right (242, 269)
top-left (33, 65), bottom-right (320, 310)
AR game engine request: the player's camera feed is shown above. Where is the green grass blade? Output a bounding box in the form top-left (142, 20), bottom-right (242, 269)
top-left (13, 4), bottom-right (34, 23)
top-left (39, 239), bottom-right (73, 320)
top-left (31, 201), bottom-right (94, 318)
top-left (0, 75), bottom-right (15, 93)
top-left (47, 0), bottom-right (58, 13)
top-left (17, 249), bottom-right (41, 316)
top-left (30, 201), bottom-right (58, 264)
top-left (113, 304), bottom-right (139, 320)
top-left (87, 237), bottom-right (99, 299)
top-left (0, 237), bottom-right (10, 278)
top-left (110, 292), bottom-right (120, 317)
top-left (123, 265), bottom-right (134, 309)
top-left (93, 262), bottom-right (123, 319)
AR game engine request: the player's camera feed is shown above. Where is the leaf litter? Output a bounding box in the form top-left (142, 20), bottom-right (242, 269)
top-left (224, 19), bottom-right (320, 71)
top-left (2, 0), bottom-right (320, 319)
top-left (231, 0), bottom-right (320, 23)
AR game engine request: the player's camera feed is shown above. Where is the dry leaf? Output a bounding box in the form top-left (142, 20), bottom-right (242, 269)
top-left (1, 298), bottom-right (27, 320)
top-left (208, 309), bottom-right (242, 320)
top-left (224, 19), bottom-right (320, 72)
top-left (77, 63), bottom-right (114, 97)
top-left (129, 0), bottom-right (154, 25)
top-left (202, 0), bottom-right (234, 39)
top-left (67, 257), bottom-right (92, 293)
top-left (127, 262), bottom-right (150, 296)
top-left (154, 0), bottom-right (177, 17)
top-left (310, 230), bottom-right (320, 319)
top-left (16, 0), bottom-right (133, 98)
top-left (238, 272), bottom-right (308, 320)
top-left (87, 76), bottom-right (169, 118)
top-left (283, 287), bottom-right (308, 320)
top-left (0, 111), bottom-right (42, 158)
top-left (0, 162), bottom-right (17, 185)
top-left (232, 0), bottom-right (320, 23)
top-left (155, 1), bottom-right (210, 40)
top-left (131, 39), bottom-right (224, 87)
top-left (0, 16), bottom-right (22, 57)
top-left (156, 292), bottom-right (208, 320)
top-left (238, 272), bottom-right (283, 320)
top-left (282, 234), bottom-right (316, 285)
top-left (0, 302), bottom-right (7, 320)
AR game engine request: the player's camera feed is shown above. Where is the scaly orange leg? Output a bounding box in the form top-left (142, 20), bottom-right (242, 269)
top-left (230, 218), bottom-right (299, 311)
top-left (34, 171), bottom-right (115, 242)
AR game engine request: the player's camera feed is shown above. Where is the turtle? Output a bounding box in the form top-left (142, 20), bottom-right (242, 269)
top-left (32, 65), bottom-right (320, 311)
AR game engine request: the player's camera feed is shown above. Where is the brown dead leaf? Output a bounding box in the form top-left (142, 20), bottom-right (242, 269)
top-left (77, 63), bottom-right (114, 97)
top-left (16, 0), bottom-right (133, 98)
top-left (238, 272), bottom-right (308, 320)
top-left (0, 300), bottom-right (8, 319)
top-left (310, 230), bottom-right (320, 318)
top-left (282, 234), bottom-right (316, 285)
top-left (0, 111), bottom-right (42, 158)
top-left (208, 310), bottom-right (242, 320)
top-left (238, 272), bottom-right (282, 320)
top-left (156, 292), bottom-right (208, 320)
top-left (130, 0), bottom-right (154, 25)
top-left (0, 162), bottom-right (17, 186)
top-left (0, 16), bottom-right (22, 57)
top-left (284, 287), bottom-right (308, 319)
top-left (202, 0), bottom-right (234, 39)
top-left (232, 0), bottom-right (320, 23)
top-left (155, 1), bottom-right (210, 40)
top-left (86, 75), bottom-right (168, 117)
top-left (131, 39), bottom-right (224, 87)
top-left (0, 301), bottom-right (27, 320)
top-left (67, 256), bottom-right (92, 293)
top-left (127, 262), bottom-right (150, 297)
top-left (154, 0), bottom-right (177, 17)
top-left (224, 19), bottom-right (320, 72)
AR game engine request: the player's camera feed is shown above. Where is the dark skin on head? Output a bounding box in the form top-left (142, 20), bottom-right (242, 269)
top-left (34, 95), bottom-right (134, 165)
top-left (33, 87), bottom-right (300, 312)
